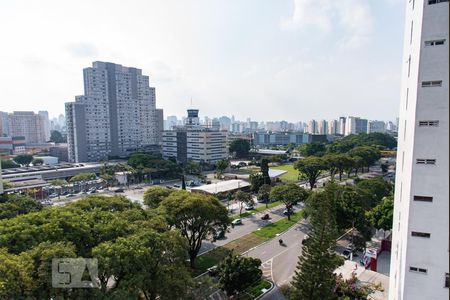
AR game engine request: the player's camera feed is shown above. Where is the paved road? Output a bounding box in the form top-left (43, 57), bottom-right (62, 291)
top-left (199, 203), bottom-right (303, 254)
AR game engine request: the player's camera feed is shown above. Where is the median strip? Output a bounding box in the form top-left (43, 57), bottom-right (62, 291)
top-left (193, 211), bottom-right (304, 275)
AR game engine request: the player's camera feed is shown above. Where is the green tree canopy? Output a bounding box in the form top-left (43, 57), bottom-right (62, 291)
top-left (298, 142), bottom-right (326, 157)
top-left (294, 156), bottom-right (327, 190)
top-left (1, 159), bottom-right (19, 169)
top-left (49, 130), bottom-right (65, 143)
top-left (31, 158), bottom-right (44, 166)
top-left (143, 186), bottom-right (175, 208)
top-left (215, 159), bottom-right (229, 175)
top-left (234, 190), bottom-right (254, 216)
top-left (270, 184), bottom-right (309, 220)
top-left (160, 191), bottom-right (229, 267)
top-left (217, 252), bottom-right (262, 296)
top-left (249, 173), bottom-right (264, 193)
top-left (229, 139), bottom-right (251, 158)
top-left (13, 154), bottom-right (34, 167)
top-left (366, 196), bottom-right (394, 230)
top-left (257, 184), bottom-right (271, 206)
top-left (260, 158), bottom-right (271, 185)
top-left (0, 193), bottom-right (43, 220)
top-left (69, 172), bottom-right (97, 182)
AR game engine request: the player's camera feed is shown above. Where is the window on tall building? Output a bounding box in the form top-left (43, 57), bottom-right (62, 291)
top-left (422, 80), bottom-right (443, 87)
top-left (416, 159), bottom-right (436, 164)
top-left (419, 120), bottom-right (439, 126)
top-left (412, 231), bottom-right (431, 238)
top-left (409, 266), bottom-right (428, 274)
top-left (425, 39), bottom-right (446, 46)
top-left (445, 273), bottom-right (449, 288)
top-left (428, 0), bottom-right (449, 4)
top-left (413, 195), bottom-right (433, 202)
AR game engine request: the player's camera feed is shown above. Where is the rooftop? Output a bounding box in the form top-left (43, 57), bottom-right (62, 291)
top-left (191, 179), bottom-right (250, 194)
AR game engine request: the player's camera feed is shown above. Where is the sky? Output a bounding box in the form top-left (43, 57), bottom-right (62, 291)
top-left (0, 0), bottom-right (405, 122)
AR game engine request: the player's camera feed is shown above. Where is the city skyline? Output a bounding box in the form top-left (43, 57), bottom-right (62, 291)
top-left (0, 0), bottom-right (405, 122)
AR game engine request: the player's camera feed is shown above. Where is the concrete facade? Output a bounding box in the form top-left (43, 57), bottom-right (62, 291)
top-left (389, 1), bottom-right (449, 299)
top-left (8, 111), bottom-right (46, 144)
top-left (66, 62), bottom-right (158, 162)
top-left (162, 109), bottom-right (228, 165)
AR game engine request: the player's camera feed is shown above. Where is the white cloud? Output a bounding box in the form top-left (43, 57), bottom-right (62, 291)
top-left (281, 0), bottom-right (374, 49)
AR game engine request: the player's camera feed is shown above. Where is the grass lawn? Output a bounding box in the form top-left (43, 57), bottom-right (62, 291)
top-left (253, 211), bottom-right (304, 239)
top-left (271, 164), bottom-right (299, 183)
top-left (239, 279), bottom-right (272, 300)
top-left (222, 233), bottom-right (267, 254)
top-left (192, 247), bottom-right (231, 276)
top-left (230, 200), bottom-right (282, 220)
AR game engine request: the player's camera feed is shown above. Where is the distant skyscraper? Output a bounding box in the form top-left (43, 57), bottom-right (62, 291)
top-left (0, 112), bottom-right (9, 136)
top-left (66, 61), bottom-right (158, 162)
top-left (367, 120), bottom-right (386, 133)
top-left (38, 111), bottom-right (50, 141)
top-left (307, 120), bottom-right (318, 134)
top-left (389, 1), bottom-right (449, 299)
top-left (328, 119), bottom-right (338, 135)
top-left (338, 117), bottom-right (346, 135)
top-left (318, 120), bottom-right (328, 135)
top-left (345, 116), bottom-right (368, 136)
top-left (155, 109), bottom-right (164, 144)
top-left (8, 111), bottom-right (46, 144)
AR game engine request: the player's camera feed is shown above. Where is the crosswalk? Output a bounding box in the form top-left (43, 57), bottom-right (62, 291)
top-left (208, 289), bottom-right (227, 300)
top-left (261, 258), bottom-right (274, 281)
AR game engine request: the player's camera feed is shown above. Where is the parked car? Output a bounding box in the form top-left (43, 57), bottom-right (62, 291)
top-left (173, 184), bottom-right (180, 188)
top-left (245, 204), bottom-right (254, 210)
top-left (89, 190), bottom-right (97, 194)
top-left (207, 266), bottom-right (219, 277)
top-left (114, 188), bottom-right (124, 193)
top-left (341, 248), bottom-right (352, 260)
top-left (231, 219), bottom-right (242, 226)
top-left (283, 209), bottom-right (293, 215)
top-left (66, 194), bottom-right (75, 198)
top-left (301, 234), bottom-right (309, 245)
top-left (48, 193), bottom-right (58, 199)
top-left (261, 214), bottom-right (270, 220)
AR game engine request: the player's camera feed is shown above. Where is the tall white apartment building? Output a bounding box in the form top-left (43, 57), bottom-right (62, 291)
top-left (307, 119), bottom-right (318, 134)
top-left (344, 116), bottom-right (368, 136)
top-left (38, 111), bottom-right (50, 141)
top-left (389, 1), bottom-right (449, 300)
top-left (318, 120), bottom-right (328, 135)
top-left (328, 119), bottom-right (338, 135)
top-left (8, 111), bottom-right (46, 144)
top-left (66, 62), bottom-right (158, 162)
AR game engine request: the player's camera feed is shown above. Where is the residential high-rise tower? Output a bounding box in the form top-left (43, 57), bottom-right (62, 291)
top-left (389, 1), bottom-right (449, 299)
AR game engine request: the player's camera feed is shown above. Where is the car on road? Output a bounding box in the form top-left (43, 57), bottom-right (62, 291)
top-left (245, 204), bottom-right (254, 210)
top-left (134, 186), bottom-right (143, 190)
top-left (261, 214), bottom-right (270, 220)
top-left (114, 188), bottom-right (124, 193)
top-left (173, 184), bottom-right (180, 188)
top-left (48, 193), bottom-right (58, 198)
top-left (66, 194), bottom-right (75, 198)
top-left (231, 219), bottom-right (242, 226)
top-left (341, 247), bottom-right (353, 260)
top-left (89, 190), bottom-right (97, 194)
top-left (207, 266), bottom-right (219, 277)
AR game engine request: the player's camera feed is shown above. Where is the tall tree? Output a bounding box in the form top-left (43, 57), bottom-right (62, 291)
top-left (257, 184), bottom-right (271, 208)
top-left (366, 196), bottom-right (394, 231)
top-left (160, 191), bottom-right (229, 267)
top-left (294, 156), bottom-right (327, 190)
top-left (270, 184), bottom-right (309, 220)
top-left (217, 252), bottom-right (262, 296)
top-left (249, 173), bottom-right (264, 193)
top-left (260, 158), bottom-right (271, 185)
top-left (229, 139), bottom-right (250, 158)
top-left (13, 154), bottom-right (33, 167)
top-left (93, 230), bottom-right (192, 299)
top-left (49, 130), bottom-right (65, 143)
top-left (291, 184), bottom-right (343, 299)
top-left (234, 190), bottom-right (254, 216)
top-left (215, 159), bottom-right (229, 177)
